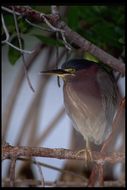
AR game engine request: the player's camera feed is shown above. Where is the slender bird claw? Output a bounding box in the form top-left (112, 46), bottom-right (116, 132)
top-left (76, 149), bottom-right (93, 166)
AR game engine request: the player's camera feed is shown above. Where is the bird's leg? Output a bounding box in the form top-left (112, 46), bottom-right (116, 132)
top-left (75, 138), bottom-right (93, 166)
top-left (85, 139), bottom-right (93, 162)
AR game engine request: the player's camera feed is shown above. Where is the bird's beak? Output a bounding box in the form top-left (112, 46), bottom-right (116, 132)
top-left (40, 69), bottom-right (75, 78)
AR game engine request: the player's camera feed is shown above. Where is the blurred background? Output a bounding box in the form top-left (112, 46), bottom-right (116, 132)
top-left (2, 5), bottom-right (125, 187)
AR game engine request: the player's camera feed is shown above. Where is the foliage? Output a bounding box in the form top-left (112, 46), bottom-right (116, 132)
top-left (66, 6), bottom-right (125, 56)
top-left (2, 6), bottom-right (125, 65)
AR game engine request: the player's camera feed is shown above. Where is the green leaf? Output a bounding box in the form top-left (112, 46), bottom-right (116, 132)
top-left (34, 34), bottom-right (64, 47)
top-left (8, 37), bottom-right (24, 65)
top-left (3, 14), bottom-right (16, 35)
top-left (84, 52), bottom-right (99, 63)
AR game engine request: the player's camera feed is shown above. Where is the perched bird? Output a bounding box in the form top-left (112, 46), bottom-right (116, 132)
top-left (41, 59), bottom-right (119, 162)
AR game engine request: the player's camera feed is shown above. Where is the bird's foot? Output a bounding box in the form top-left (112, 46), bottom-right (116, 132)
top-left (75, 148), bottom-right (93, 166)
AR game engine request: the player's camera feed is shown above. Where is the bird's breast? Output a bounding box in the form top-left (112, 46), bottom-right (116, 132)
top-left (63, 72), bottom-right (110, 145)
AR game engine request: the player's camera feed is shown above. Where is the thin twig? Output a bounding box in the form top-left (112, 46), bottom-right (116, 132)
top-left (56, 31), bottom-right (61, 87)
top-left (12, 6), bottom-right (35, 92)
top-left (33, 158), bottom-right (45, 187)
top-left (9, 157), bottom-right (16, 187)
top-left (25, 18), bottom-right (54, 32)
top-left (61, 31), bottom-right (72, 51)
top-left (6, 41), bottom-right (35, 54)
top-left (1, 13), bottom-right (9, 43)
top-left (41, 12), bottom-right (72, 51)
top-left (2, 6), bottom-right (21, 16)
top-left (41, 13), bottom-right (64, 33)
top-left (42, 13), bottom-right (72, 51)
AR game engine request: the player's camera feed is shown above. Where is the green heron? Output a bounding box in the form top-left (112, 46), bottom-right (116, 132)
top-left (41, 59), bottom-right (119, 162)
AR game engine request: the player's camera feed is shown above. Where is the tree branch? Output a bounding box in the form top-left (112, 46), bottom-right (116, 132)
top-left (3, 178), bottom-right (125, 187)
top-left (2, 144), bottom-right (125, 164)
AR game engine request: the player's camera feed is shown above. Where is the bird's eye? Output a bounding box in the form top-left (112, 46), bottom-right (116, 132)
top-left (64, 68), bottom-right (76, 74)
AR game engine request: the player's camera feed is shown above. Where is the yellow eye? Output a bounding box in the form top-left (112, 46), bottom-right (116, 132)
top-left (64, 68), bottom-right (76, 74)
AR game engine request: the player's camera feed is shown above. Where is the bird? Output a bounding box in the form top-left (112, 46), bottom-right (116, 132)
top-left (41, 58), bottom-right (119, 164)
